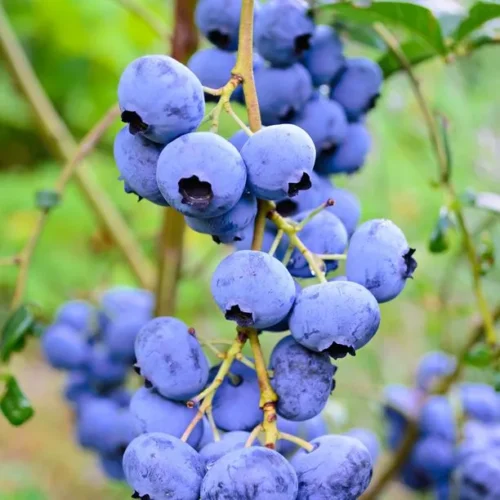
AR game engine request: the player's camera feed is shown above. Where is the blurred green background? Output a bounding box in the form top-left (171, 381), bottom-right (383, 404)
top-left (1, 0), bottom-right (500, 498)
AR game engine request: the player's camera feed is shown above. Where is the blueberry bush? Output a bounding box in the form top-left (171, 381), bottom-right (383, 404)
top-left (1, 0), bottom-right (500, 498)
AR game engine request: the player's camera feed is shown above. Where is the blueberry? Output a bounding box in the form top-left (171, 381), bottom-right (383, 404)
top-left (108, 387), bottom-right (133, 409)
top-left (130, 387), bottom-right (203, 448)
top-left (234, 225), bottom-right (287, 259)
top-left (315, 122), bottom-right (371, 175)
top-left (228, 129), bottom-right (250, 151)
top-left (42, 323), bottom-right (91, 370)
top-left (77, 398), bottom-right (137, 455)
top-left (211, 360), bottom-right (263, 432)
top-left (346, 219), bottom-right (417, 303)
top-left (277, 413), bottom-right (328, 456)
top-left (254, 0), bottom-right (314, 68)
top-left (195, 0), bottom-right (260, 52)
top-left (211, 250), bottom-right (296, 329)
top-left (292, 94), bottom-right (348, 155)
top-left (331, 58), bottom-right (383, 121)
top-left (118, 55), bottom-right (205, 144)
top-left (460, 382), bottom-right (500, 423)
top-left (123, 432), bottom-right (205, 500)
top-left (455, 450), bottom-right (500, 499)
top-left (345, 428), bottom-right (380, 464)
top-left (419, 395), bottom-right (456, 441)
top-left (291, 435), bottom-right (373, 499)
top-left (200, 431), bottom-right (258, 468)
top-left (254, 63), bottom-right (313, 125)
top-left (157, 132), bottom-right (247, 218)
top-left (456, 420), bottom-right (493, 463)
top-left (241, 124), bottom-right (315, 200)
top-left (322, 183), bottom-right (361, 237)
top-left (290, 281), bottom-right (381, 358)
top-left (134, 317), bottom-right (209, 401)
top-left (270, 336), bottom-right (336, 421)
top-left (303, 25), bottom-right (345, 86)
top-left (399, 448), bottom-right (433, 492)
top-left (200, 447), bottom-right (298, 499)
top-left (64, 370), bottom-right (94, 407)
top-left (100, 287), bottom-right (154, 322)
top-left (265, 281), bottom-right (302, 333)
top-left (188, 48), bottom-right (241, 103)
top-left (99, 453), bottom-right (126, 481)
top-left (55, 300), bottom-right (96, 333)
top-left (416, 351), bottom-right (456, 392)
top-left (413, 436), bottom-right (456, 483)
top-left (288, 210), bottom-right (348, 278)
top-left (113, 126), bottom-right (168, 206)
top-left (185, 192), bottom-right (257, 244)
top-left (87, 347), bottom-right (128, 390)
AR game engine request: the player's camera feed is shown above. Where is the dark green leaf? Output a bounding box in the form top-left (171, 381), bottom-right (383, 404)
top-left (35, 190), bottom-right (60, 210)
top-left (465, 343), bottom-right (493, 367)
top-left (0, 375), bottom-right (34, 426)
top-left (493, 371), bottom-right (500, 391)
top-left (453, 1), bottom-right (500, 44)
top-left (378, 39), bottom-right (436, 78)
top-left (429, 207), bottom-right (453, 253)
top-left (0, 306), bottom-right (35, 362)
top-left (320, 1), bottom-right (447, 55)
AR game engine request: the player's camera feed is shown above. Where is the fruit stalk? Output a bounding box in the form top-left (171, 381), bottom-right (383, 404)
top-left (374, 22), bottom-right (497, 347)
top-left (155, 0), bottom-right (199, 316)
top-left (0, 4), bottom-right (155, 292)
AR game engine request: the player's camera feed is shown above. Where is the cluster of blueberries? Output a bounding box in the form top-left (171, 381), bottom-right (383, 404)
top-left (41, 0), bottom-right (427, 498)
top-left (383, 351), bottom-right (500, 499)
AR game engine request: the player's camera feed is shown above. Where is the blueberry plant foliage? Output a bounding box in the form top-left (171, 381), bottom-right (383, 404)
top-left (0, 0), bottom-right (500, 499)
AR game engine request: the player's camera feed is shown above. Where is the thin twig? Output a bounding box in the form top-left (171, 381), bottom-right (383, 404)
top-left (245, 424), bottom-right (263, 447)
top-left (268, 230), bottom-right (284, 257)
top-left (224, 101), bottom-right (253, 136)
top-left (0, 5), bottom-right (155, 290)
top-left (10, 105), bottom-right (121, 309)
top-left (278, 432), bottom-right (315, 453)
top-left (113, 0), bottom-right (169, 40)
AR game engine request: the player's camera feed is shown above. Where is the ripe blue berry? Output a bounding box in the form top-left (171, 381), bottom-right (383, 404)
top-left (266, 281), bottom-right (302, 333)
top-left (291, 435), bottom-right (373, 499)
top-left (100, 453), bottom-right (126, 481)
top-left (41, 324), bottom-right (90, 370)
top-left (211, 360), bottom-right (263, 431)
top-left (292, 94), bottom-right (348, 155)
top-left (185, 192), bottom-right (257, 244)
top-left (315, 122), bottom-right (371, 175)
top-left (134, 317), bottom-right (209, 401)
top-left (288, 210), bottom-right (348, 278)
top-left (303, 25), bottom-right (345, 86)
top-left (201, 447), bottom-right (298, 500)
top-left (130, 387), bottom-right (203, 448)
top-left (197, 417), bottom-right (215, 451)
top-left (228, 129), bottom-right (250, 151)
top-left (413, 436), bottom-right (456, 483)
top-left (345, 428), bottom-right (380, 464)
top-left (118, 55), bottom-right (205, 144)
top-left (254, 0), bottom-right (314, 68)
top-left (195, 0), bottom-right (260, 52)
top-left (241, 124), bottom-right (315, 200)
top-left (123, 432), bottom-right (205, 500)
top-left (199, 430), bottom-right (257, 468)
top-left (416, 351), bottom-right (456, 392)
top-left (290, 281), bottom-right (381, 358)
top-left (419, 395), bottom-right (456, 441)
top-left (276, 414), bottom-right (327, 456)
top-left (157, 132), bottom-right (247, 218)
top-left (455, 451), bottom-right (500, 500)
top-left (55, 300), bottom-right (96, 333)
top-left (346, 219), bottom-right (417, 303)
top-left (87, 347), bottom-right (128, 390)
top-left (254, 63), bottom-right (313, 125)
top-left (234, 225), bottom-right (287, 260)
top-left (113, 126), bottom-right (168, 206)
top-left (270, 336), bottom-right (336, 421)
top-left (100, 286), bottom-right (154, 319)
top-left (459, 382), bottom-right (500, 423)
top-left (327, 186), bottom-right (361, 237)
top-left (211, 250), bottom-right (296, 329)
top-left (331, 58), bottom-right (383, 121)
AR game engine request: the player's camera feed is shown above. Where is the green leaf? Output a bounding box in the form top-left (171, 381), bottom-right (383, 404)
top-left (35, 190), bottom-right (60, 210)
top-left (334, 21), bottom-right (387, 50)
top-left (378, 39), bottom-right (436, 78)
top-left (477, 232), bottom-right (495, 276)
top-left (0, 375), bottom-right (34, 426)
top-left (0, 306), bottom-right (35, 363)
top-left (453, 1), bottom-right (500, 44)
top-left (429, 207), bottom-right (453, 253)
top-left (465, 343), bottom-right (493, 367)
top-left (320, 1), bottom-right (447, 55)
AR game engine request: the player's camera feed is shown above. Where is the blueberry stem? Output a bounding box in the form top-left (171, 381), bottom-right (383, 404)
top-left (224, 101), bottom-right (253, 136)
top-left (245, 424), bottom-right (263, 447)
top-left (206, 407), bottom-right (221, 441)
top-left (316, 253), bottom-right (347, 261)
top-left (278, 432), bottom-right (315, 453)
top-left (181, 390), bottom-right (214, 443)
top-left (268, 230), bottom-right (284, 257)
top-left (295, 199), bottom-right (335, 231)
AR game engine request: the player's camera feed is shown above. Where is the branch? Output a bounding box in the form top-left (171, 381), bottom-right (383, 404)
top-left (113, 0), bottom-right (169, 40)
top-left (373, 22), bottom-right (497, 346)
top-left (155, 0), bottom-right (199, 317)
top-left (0, 4), bottom-right (155, 291)
top-left (10, 105), bottom-right (120, 309)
